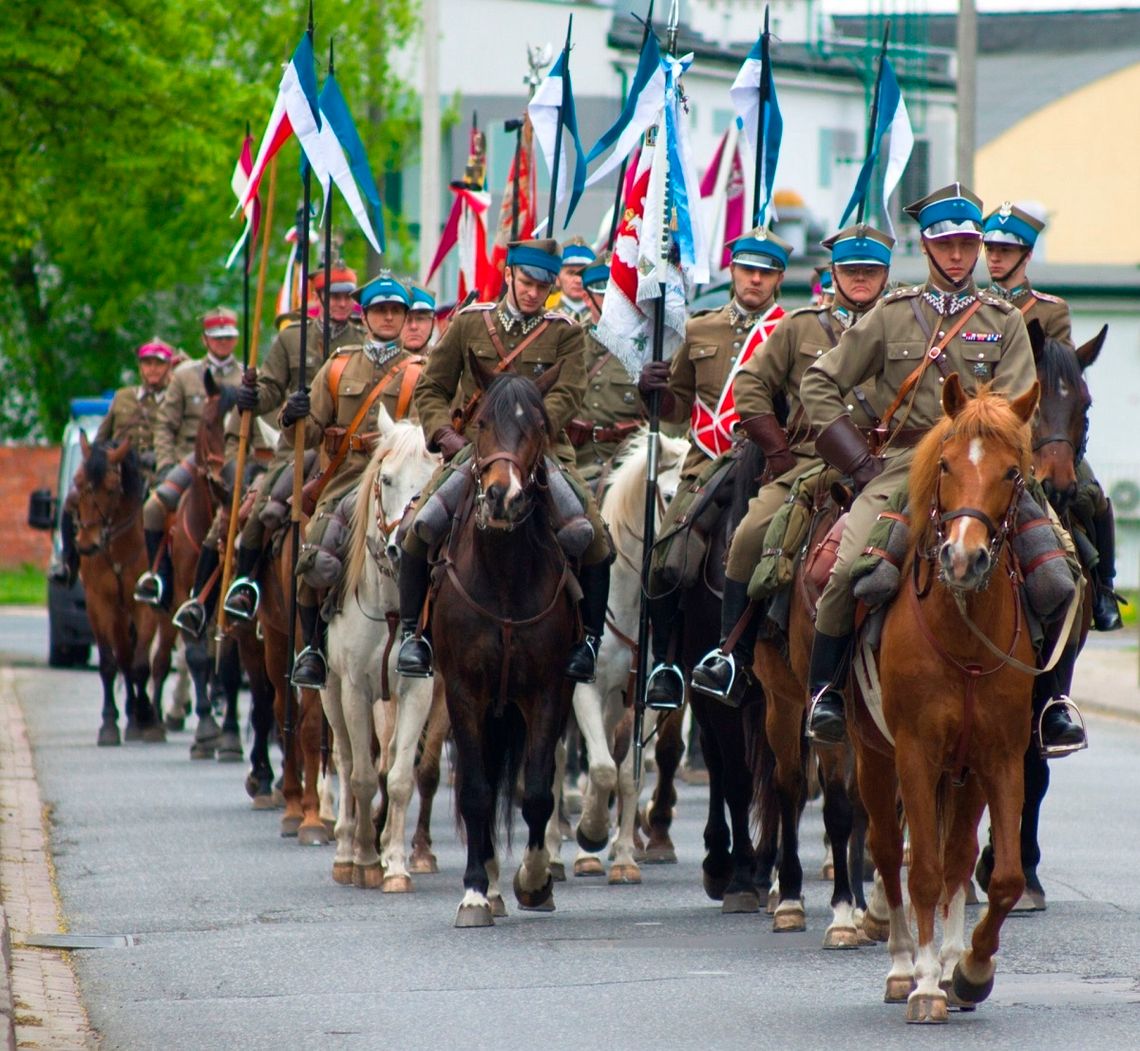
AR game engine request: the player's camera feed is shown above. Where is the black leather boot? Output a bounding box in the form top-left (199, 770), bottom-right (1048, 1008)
top-left (1034, 644), bottom-right (1087, 756)
top-left (396, 550), bottom-right (433, 677)
top-left (52, 513), bottom-right (79, 584)
top-left (290, 604), bottom-right (328, 688)
top-left (567, 560), bottom-right (610, 683)
top-left (1092, 499), bottom-right (1123, 631)
top-left (223, 543), bottom-right (262, 621)
top-left (691, 578), bottom-right (759, 705)
top-left (645, 589), bottom-right (684, 711)
top-left (173, 546), bottom-right (220, 638)
top-left (134, 529), bottom-right (167, 607)
top-left (807, 630), bottom-right (853, 745)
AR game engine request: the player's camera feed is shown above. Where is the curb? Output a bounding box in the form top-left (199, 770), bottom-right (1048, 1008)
top-left (1, 811), bottom-right (15, 1051)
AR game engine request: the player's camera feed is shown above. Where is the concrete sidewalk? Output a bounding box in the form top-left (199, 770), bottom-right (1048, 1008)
top-left (1072, 635), bottom-right (1140, 723)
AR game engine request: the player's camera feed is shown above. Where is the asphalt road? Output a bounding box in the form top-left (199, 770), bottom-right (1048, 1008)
top-left (7, 659), bottom-right (1140, 1051)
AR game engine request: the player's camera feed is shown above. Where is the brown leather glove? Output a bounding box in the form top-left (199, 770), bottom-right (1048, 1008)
top-left (815, 415), bottom-right (883, 493)
top-left (739, 414), bottom-right (797, 481)
top-left (565, 418), bottom-right (594, 448)
top-left (430, 425), bottom-right (469, 462)
top-left (637, 361), bottom-right (676, 417)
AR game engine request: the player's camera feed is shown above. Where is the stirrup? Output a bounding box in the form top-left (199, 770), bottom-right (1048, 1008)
top-left (223, 577), bottom-right (261, 621)
top-left (690, 647), bottom-right (735, 701)
top-left (806, 687), bottom-right (847, 745)
top-left (1036, 695), bottom-right (1088, 759)
top-left (133, 571), bottom-right (164, 607)
top-left (290, 646), bottom-right (327, 689)
top-left (172, 599), bottom-right (207, 638)
top-left (645, 662), bottom-right (685, 712)
top-left (396, 633), bottom-right (434, 678)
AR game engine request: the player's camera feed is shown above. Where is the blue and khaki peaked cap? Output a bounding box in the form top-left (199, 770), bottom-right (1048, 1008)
top-left (726, 226), bottom-right (793, 271)
top-left (982, 202), bottom-right (1045, 248)
top-left (353, 272), bottom-right (411, 310)
top-left (821, 223), bottom-right (895, 267)
top-left (905, 182), bottom-right (984, 238)
top-left (507, 238), bottom-right (563, 281)
top-left (560, 237), bottom-right (597, 270)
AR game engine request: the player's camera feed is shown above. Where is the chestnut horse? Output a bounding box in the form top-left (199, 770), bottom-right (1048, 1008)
top-left (72, 437), bottom-right (167, 745)
top-left (852, 376), bottom-right (1040, 1023)
top-left (434, 358), bottom-right (577, 928)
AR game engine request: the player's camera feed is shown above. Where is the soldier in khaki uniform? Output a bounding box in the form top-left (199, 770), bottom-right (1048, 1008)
top-left (220, 264), bottom-right (364, 623)
top-left (565, 256), bottom-right (646, 482)
top-left (983, 202), bottom-right (1123, 633)
top-left (549, 238), bottom-right (595, 324)
top-left (402, 286), bottom-right (436, 353)
top-left (135, 309), bottom-right (242, 608)
top-left (286, 273), bottom-right (424, 687)
top-left (637, 228), bottom-right (792, 710)
top-left (396, 238), bottom-right (612, 683)
top-left (798, 184), bottom-right (1084, 751)
top-left (691, 224), bottom-right (895, 703)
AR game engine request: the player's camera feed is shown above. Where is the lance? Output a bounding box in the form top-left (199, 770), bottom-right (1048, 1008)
top-left (856, 21), bottom-right (892, 224)
top-left (545, 15), bottom-right (573, 236)
top-left (752, 6), bottom-right (772, 228)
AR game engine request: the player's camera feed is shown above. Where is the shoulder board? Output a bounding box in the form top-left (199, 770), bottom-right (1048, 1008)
top-left (1031, 290), bottom-right (1064, 304)
top-left (688, 307), bottom-right (721, 319)
top-left (978, 292), bottom-right (1016, 313)
top-left (458, 301), bottom-right (496, 315)
top-left (282, 319), bottom-right (302, 332)
top-left (333, 344), bottom-right (363, 357)
top-left (788, 305), bottom-right (828, 318)
top-left (882, 285), bottom-right (922, 302)
top-left (543, 311), bottom-right (574, 324)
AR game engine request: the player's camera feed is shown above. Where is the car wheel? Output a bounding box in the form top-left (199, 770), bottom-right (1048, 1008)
top-left (49, 643), bottom-right (90, 668)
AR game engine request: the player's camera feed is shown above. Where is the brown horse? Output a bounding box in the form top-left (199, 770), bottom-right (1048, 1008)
top-left (73, 437), bottom-right (167, 745)
top-left (852, 376), bottom-right (1040, 1023)
top-left (433, 358), bottom-right (577, 928)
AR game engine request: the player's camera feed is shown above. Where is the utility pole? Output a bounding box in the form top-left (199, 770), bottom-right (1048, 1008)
top-left (956, 0), bottom-right (977, 185)
top-left (420, 0), bottom-right (442, 280)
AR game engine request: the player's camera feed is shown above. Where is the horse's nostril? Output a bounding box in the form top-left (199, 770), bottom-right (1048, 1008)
top-left (973, 548), bottom-right (991, 577)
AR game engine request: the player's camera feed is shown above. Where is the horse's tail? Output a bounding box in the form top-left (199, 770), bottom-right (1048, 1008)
top-left (745, 698), bottom-right (780, 860)
top-left (343, 451), bottom-right (383, 599)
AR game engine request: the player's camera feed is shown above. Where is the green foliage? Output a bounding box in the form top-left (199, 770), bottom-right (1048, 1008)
top-left (0, 0), bottom-right (420, 440)
top-left (0, 564), bottom-right (46, 607)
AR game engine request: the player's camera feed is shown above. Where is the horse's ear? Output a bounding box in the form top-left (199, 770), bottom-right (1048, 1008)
top-left (1026, 318), bottom-right (1046, 366)
top-left (1075, 324), bottom-right (1107, 371)
top-left (466, 348), bottom-right (496, 392)
top-left (203, 369), bottom-right (219, 398)
top-left (108, 437), bottom-right (131, 464)
top-left (941, 372), bottom-right (968, 418)
top-left (534, 359), bottom-right (563, 397)
top-left (375, 402), bottom-right (395, 438)
top-left (1010, 380), bottom-right (1040, 424)
top-left (79, 429), bottom-right (90, 459)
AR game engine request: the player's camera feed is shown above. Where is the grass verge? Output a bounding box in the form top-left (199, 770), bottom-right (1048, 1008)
top-left (0, 564), bottom-right (47, 607)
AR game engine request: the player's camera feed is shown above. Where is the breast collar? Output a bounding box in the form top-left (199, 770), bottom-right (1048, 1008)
top-left (363, 340), bottom-right (402, 367)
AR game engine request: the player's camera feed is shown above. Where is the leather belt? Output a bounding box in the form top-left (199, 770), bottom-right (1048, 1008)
top-left (868, 426), bottom-right (925, 451)
top-left (590, 419), bottom-right (644, 444)
top-left (323, 429), bottom-right (378, 455)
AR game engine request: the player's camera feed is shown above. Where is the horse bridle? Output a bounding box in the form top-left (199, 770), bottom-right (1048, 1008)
top-left (471, 449), bottom-right (543, 531)
top-left (74, 470), bottom-right (136, 558)
top-left (1031, 415), bottom-right (1088, 464)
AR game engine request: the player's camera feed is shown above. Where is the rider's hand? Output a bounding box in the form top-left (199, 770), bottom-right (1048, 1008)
top-left (281, 389), bottom-right (311, 428)
top-left (236, 369), bottom-right (260, 413)
top-left (851, 455), bottom-right (884, 493)
top-left (431, 426), bottom-right (469, 462)
top-left (637, 361), bottom-right (672, 396)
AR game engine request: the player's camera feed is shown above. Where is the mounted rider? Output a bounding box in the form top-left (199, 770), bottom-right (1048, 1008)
top-left (638, 226), bottom-right (792, 711)
top-left (402, 286), bottom-right (437, 354)
top-left (800, 183), bottom-right (1085, 754)
top-left (550, 237), bottom-right (596, 324)
top-left (395, 237), bottom-right (613, 684)
top-left (135, 310), bottom-right (242, 608)
top-left (982, 201), bottom-right (1123, 632)
top-left (286, 272), bottom-right (424, 688)
top-left (691, 223), bottom-right (895, 704)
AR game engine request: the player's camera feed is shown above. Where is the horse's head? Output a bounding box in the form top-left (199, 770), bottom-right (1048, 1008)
top-left (72, 433), bottom-right (143, 554)
top-left (372, 407), bottom-right (439, 561)
top-left (1029, 319), bottom-right (1105, 510)
top-left (467, 350), bottom-right (560, 528)
top-left (911, 374), bottom-right (1038, 591)
top-left (196, 372), bottom-right (238, 491)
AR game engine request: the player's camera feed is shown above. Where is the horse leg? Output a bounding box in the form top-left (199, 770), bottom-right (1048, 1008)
top-left (687, 701), bottom-right (730, 900)
top-left (296, 688), bottom-right (329, 845)
top-left (320, 674), bottom-right (357, 885)
top-left (642, 706), bottom-right (682, 864)
top-left (96, 642), bottom-right (121, 746)
top-left (571, 681), bottom-right (617, 857)
top-left (381, 676), bottom-right (434, 892)
top-left (139, 608), bottom-right (172, 733)
top-left (215, 639), bottom-right (244, 762)
top-left (938, 776), bottom-right (987, 1004)
top-left (410, 684), bottom-right (447, 875)
top-left (819, 747), bottom-right (859, 949)
top-left (515, 696), bottom-right (561, 913)
top-left (128, 614), bottom-right (163, 743)
top-left (239, 634), bottom-right (276, 808)
top-left (545, 738), bottom-right (569, 881)
top-left (1017, 744), bottom-right (1049, 910)
top-left (848, 768), bottom-right (870, 912)
top-left (705, 701), bottom-right (759, 914)
top-left (186, 636), bottom-right (218, 759)
top-left (767, 692), bottom-right (806, 932)
top-left (608, 707), bottom-right (642, 885)
top-left (450, 696), bottom-right (496, 927)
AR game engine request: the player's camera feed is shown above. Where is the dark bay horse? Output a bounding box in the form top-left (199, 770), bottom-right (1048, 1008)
top-left (853, 376), bottom-right (1040, 1023)
top-left (433, 356), bottom-right (577, 928)
top-left (73, 437), bottom-right (166, 745)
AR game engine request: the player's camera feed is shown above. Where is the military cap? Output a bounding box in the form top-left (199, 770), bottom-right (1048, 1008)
top-left (202, 307), bottom-right (239, 338)
top-left (581, 256), bottom-right (611, 293)
top-left (408, 286), bottom-right (437, 313)
top-left (905, 182), bottom-right (984, 238)
top-left (311, 262), bottom-right (358, 294)
top-left (982, 201), bottom-right (1045, 248)
top-left (137, 338), bottom-right (175, 361)
top-left (353, 272), bottom-right (411, 310)
top-left (821, 223), bottom-right (895, 267)
top-left (813, 266), bottom-right (833, 293)
top-left (560, 237), bottom-right (597, 271)
top-left (507, 238), bottom-right (563, 282)
top-left (726, 226), bottom-right (793, 270)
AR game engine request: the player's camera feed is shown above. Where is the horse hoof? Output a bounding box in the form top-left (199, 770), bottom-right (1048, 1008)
top-left (722, 890), bottom-right (761, 915)
top-left (142, 724), bottom-right (166, 744)
top-left (772, 900), bottom-right (806, 932)
top-left (332, 862), bottom-right (354, 886)
top-left (862, 911), bottom-right (891, 942)
top-left (280, 815), bottom-right (302, 838)
top-left (639, 844), bottom-right (677, 865)
top-left (455, 903), bottom-right (494, 928)
top-left (951, 962), bottom-right (995, 1005)
top-left (97, 723), bottom-right (121, 747)
top-left (354, 865), bottom-right (383, 890)
top-left (216, 732), bottom-right (243, 763)
top-left (766, 885), bottom-right (779, 914)
top-left (272, 785), bottom-right (287, 808)
top-left (189, 743), bottom-right (216, 760)
top-left (163, 713), bottom-right (186, 733)
top-left (513, 870), bottom-right (555, 912)
top-left (251, 792), bottom-right (277, 811)
top-left (573, 856), bottom-right (605, 878)
top-left (382, 873), bottom-right (413, 893)
top-left (575, 825), bottom-right (609, 854)
top-left (702, 869), bottom-right (730, 902)
top-left (905, 992), bottom-right (949, 1024)
top-left (297, 823), bottom-right (329, 847)
top-left (822, 924), bottom-right (861, 950)
top-left (608, 863), bottom-right (641, 885)
top-left (194, 716), bottom-right (221, 745)
top-left (1011, 888), bottom-right (1046, 912)
top-left (884, 976), bottom-right (916, 1003)
top-left (489, 894), bottom-right (508, 918)
top-left (408, 850), bottom-right (438, 875)
top-left (549, 860), bottom-right (566, 882)
top-left (124, 722), bottom-right (143, 742)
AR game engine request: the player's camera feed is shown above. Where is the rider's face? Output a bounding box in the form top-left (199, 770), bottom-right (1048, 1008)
top-left (507, 269), bottom-right (554, 317)
top-left (324, 291), bottom-right (355, 324)
top-left (731, 264), bottom-right (783, 311)
top-left (922, 235), bottom-right (981, 288)
top-left (364, 303), bottom-right (408, 342)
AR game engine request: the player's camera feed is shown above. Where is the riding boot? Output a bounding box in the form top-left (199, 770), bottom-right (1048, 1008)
top-left (806, 630), bottom-right (853, 745)
top-left (134, 528), bottom-right (167, 607)
top-left (290, 604), bottom-right (328, 688)
top-left (173, 546), bottom-right (220, 639)
top-left (1033, 643), bottom-right (1087, 756)
top-left (644, 589), bottom-right (684, 711)
top-left (223, 543), bottom-right (263, 621)
top-left (1091, 499), bottom-right (1123, 631)
top-left (396, 549), bottom-right (433, 677)
top-left (566, 560), bottom-right (610, 683)
top-left (691, 579), bottom-right (760, 705)
top-left (51, 513), bottom-right (79, 585)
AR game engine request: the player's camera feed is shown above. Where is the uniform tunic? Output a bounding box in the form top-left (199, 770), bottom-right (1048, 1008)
top-left (799, 280), bottom-right (1035, 634)
top-left (986, 284), bottom-right (1073, 349)
top-left (95, 385), bottom-right (165, 462)
top-left (153, 356), bottom-right (243, 474)
top-left (572, 328), bottom-right (644, 482)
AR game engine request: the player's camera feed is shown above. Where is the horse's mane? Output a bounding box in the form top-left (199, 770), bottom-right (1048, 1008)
top-left (85, 440), bottom-right (145, 503)
top-left (1037, 335), bottom-right (1089, 403)
top-left (909, 384), bottom-right (1032, 547)
top-left (473, 372), bottom-right (551, 447)
top-left (343, 421), bottom-right (428, 599)
top-left (601, 427), bottom-right (689, 532)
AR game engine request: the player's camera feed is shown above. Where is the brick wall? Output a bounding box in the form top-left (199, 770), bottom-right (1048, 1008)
top-left (0, 448), bottom-right (60, 570)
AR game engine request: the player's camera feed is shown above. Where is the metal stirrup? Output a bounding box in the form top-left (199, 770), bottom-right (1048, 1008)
top-left (223, 577), bottom-right (260, 621)
top-left (805, 686), bottom-right (846, 744)
top-left (133, 572), bottom-right (164, 606)
top-left (691, 647), bottom-right (735, 701)
top-left (1036, 695), bottom-right (1088, 759)
top-left (645, 663), bottom-right (685, 711)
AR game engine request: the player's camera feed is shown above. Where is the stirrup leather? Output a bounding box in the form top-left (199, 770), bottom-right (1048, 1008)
top-left (1036, 695), bottom-right (1088, 759)
top-left (223, 577), bottom-right (261, 621)
top-left (691, 647), bottom-right (735, 701)
top-left (290, 646), bottom-right (327, 688)
top-left (133, 571), bottom-right (164, 607)
top-left (806, 686), bottom-right (846, 745)
top-left (645, 663), bottom-right (685, 711)
top-left (172, 599), bottom-right (207, 637)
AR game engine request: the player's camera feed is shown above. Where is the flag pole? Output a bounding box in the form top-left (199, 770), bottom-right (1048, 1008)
top-left (633, 1), bottom-right (676, 784)
top-left (752, 7), bottom-right (771, 228)
top-left (856, 22), bottom-right (891, 225)
top-left (545, 15), bottom-right (573, 236)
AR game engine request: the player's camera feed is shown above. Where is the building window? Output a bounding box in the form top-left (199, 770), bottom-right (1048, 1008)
top-left (820, 127), bottom-right (858, 189)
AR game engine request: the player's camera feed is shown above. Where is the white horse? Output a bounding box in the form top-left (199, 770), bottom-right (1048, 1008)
top-left (323, 411), bottom-right (439, 890)
top-left (545, 429), bottom-right (689, 884)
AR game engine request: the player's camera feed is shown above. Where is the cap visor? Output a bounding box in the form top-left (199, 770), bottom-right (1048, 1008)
top-left (205, 326), bottom-right (239, 337)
